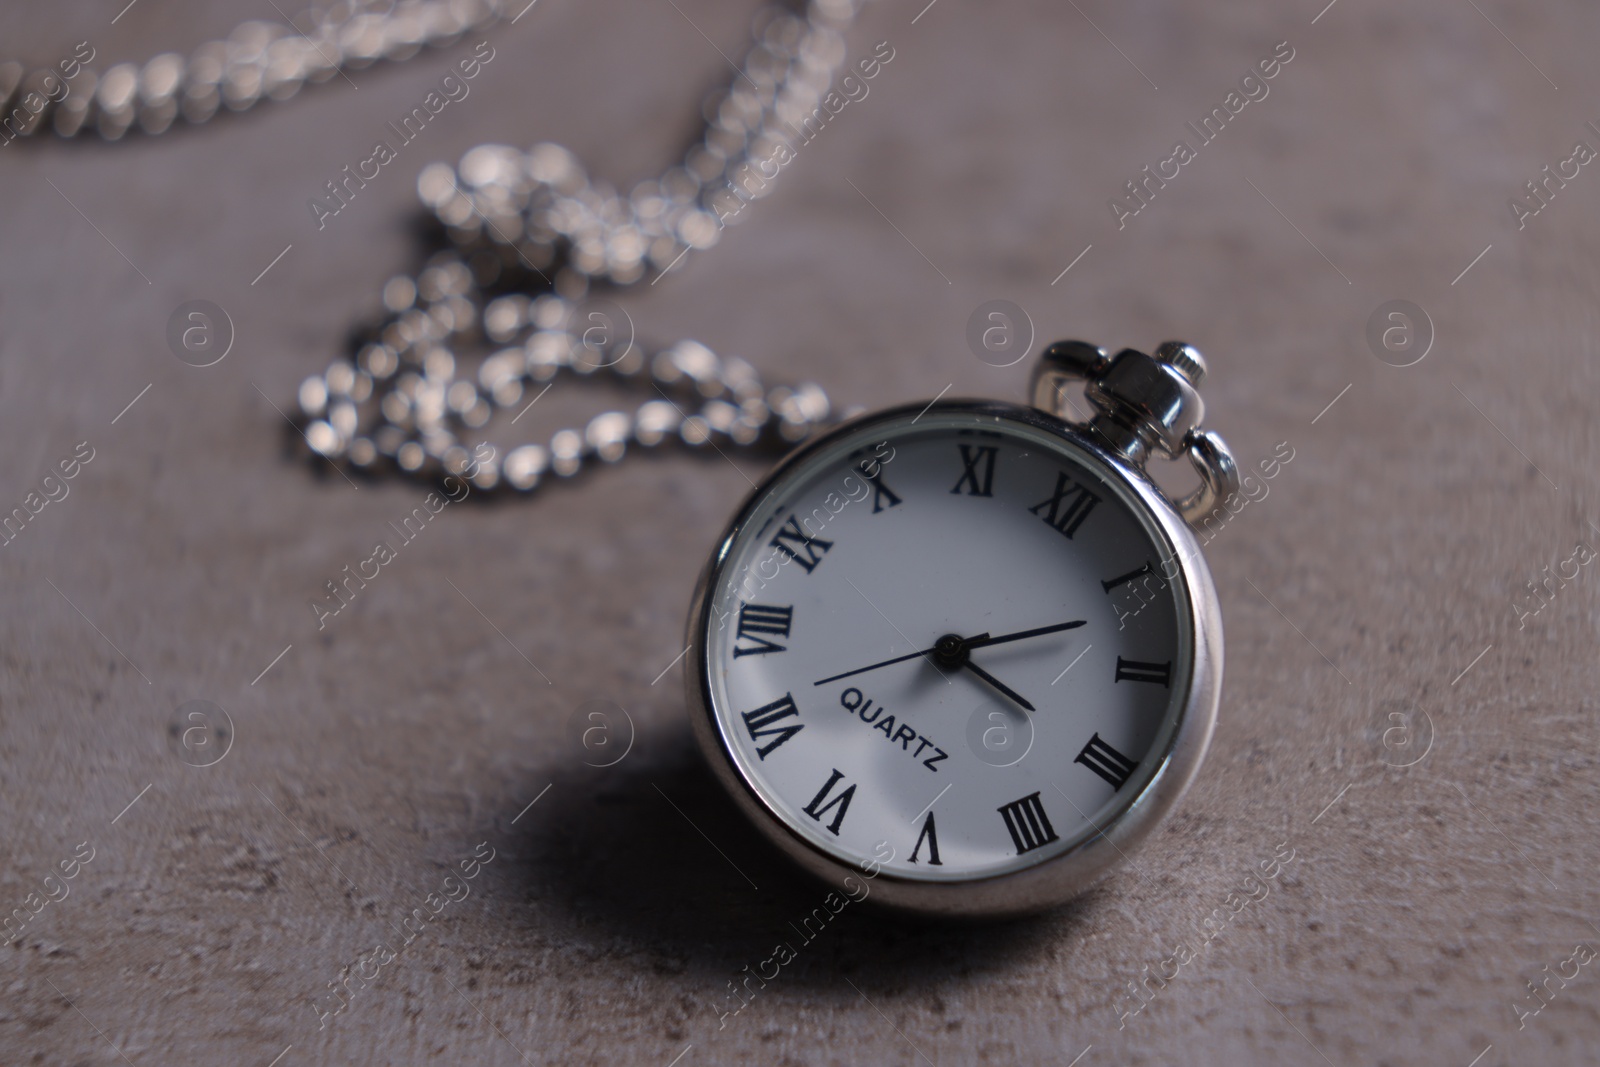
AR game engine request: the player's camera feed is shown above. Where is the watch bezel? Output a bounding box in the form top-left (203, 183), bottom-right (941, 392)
top-left (684, 398), bottom-right (1223, 917)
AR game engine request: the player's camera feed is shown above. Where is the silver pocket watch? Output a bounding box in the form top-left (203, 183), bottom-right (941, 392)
top-left (15, 0), bottom-right (1241, 919)
top-left (686, 340), bottom-right (1240, 917)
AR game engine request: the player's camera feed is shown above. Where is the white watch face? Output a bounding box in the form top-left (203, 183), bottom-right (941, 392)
top-left (700, 407), bottom-right (1194, 882)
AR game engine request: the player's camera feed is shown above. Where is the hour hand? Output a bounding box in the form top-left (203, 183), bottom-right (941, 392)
top-left (962, 661), bottom-right (1036, 712)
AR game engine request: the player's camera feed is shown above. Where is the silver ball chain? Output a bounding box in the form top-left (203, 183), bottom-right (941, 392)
top-left (9, 0), bottom-right (859, 490)
top-left (292, 0), bottom-right (860, 492)
top-left (2, 0), bottom-right (521, 140)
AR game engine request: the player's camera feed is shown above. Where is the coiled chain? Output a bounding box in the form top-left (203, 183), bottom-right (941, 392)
top-left (292, 0), bottom-right (859, 491)
top-left (8, 0), bottom-right (859, 491)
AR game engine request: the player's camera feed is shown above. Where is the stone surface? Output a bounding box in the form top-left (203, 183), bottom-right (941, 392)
top-left (2, 1), bottom-right (1598, 1064)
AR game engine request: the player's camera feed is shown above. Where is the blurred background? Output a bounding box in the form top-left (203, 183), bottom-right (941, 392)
top-left (2, 1), bottom-right (1598, 1063)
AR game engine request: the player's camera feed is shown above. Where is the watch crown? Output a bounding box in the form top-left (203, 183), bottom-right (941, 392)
top-left (1154, 341), bottom-right (1206, 387)
top-left (1085, 345), bottom-right (1205, 461)
top-left (1030, 339), bottom-right (1210, 465)
top-left (1027, 337), bottom-right (1240, 531)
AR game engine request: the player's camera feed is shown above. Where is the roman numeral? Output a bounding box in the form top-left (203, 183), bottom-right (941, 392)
top-left (950, 444), bottom-right (998, 497)
top-left (801, 768), bottom-right (856, 835)
top-left (1102, 562), bottom-right (1154, 592)
top-left (1075, 732), bottom-right (1138, 790)
top-left (909, 811), bottom-right (942, 865)
top-left (1114, 656), bottom-right (1171, 687)
top-left (997, 791), bottom-right (1058, 855)
top-left (733, 603), bottom-right (793, 658)
top-left (769, 515), bottom-right (833, 574)
top-left (857, 459), bottom-right (904, 514)
top-left (1029, 471), bottom-right (1101, 538)
top-left (740, 693), bottom-right (805, 759)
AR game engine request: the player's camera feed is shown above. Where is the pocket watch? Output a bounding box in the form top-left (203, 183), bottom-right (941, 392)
top-left (686, 340), bottom-right (1239, 916)
top-left (26, 0), bottom-right (1237, 920)
top-left (60, 0), bottom-right (1237, 919)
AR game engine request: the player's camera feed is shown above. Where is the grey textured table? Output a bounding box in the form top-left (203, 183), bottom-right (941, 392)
top-left (4, 1), bottom-right (1599, 1064)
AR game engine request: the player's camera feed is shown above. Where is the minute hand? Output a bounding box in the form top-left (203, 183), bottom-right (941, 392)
top-left (964, 620), bottom-right (1087, 650)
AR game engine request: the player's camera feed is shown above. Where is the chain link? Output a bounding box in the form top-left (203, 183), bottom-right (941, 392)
top-left (293, 0), bottom-right (860, 491)
top-left (1, 0), bottom-right (519, 140)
